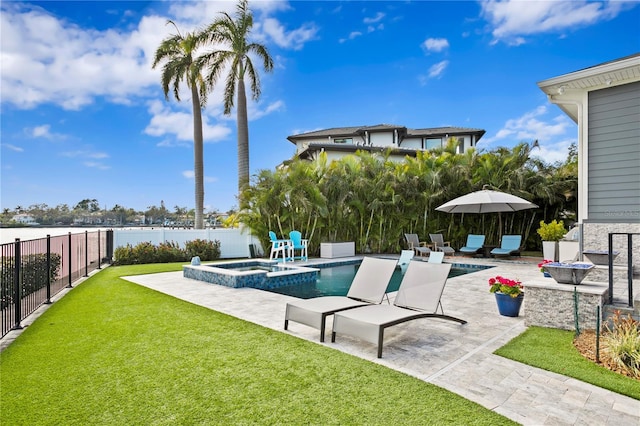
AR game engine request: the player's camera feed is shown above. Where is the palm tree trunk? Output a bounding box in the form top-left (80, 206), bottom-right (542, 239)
top-left (237, 78), bottom-right (250, 207)
top-left (191, 85), bottom-right (204, 229)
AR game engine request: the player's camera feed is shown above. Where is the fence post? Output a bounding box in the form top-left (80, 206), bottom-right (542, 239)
top-left (97, 230), bottom-right (101, 269)
top-left (67, 233), bottom-right (72, 288)
top-left (45, 235), bottom-right (52, 304)
top-left (12, 239), bottom-right (22, 330)
top-left (84, 231), bottom-right (89, 277)
top-left (107, 230), bottom-right (114, 264)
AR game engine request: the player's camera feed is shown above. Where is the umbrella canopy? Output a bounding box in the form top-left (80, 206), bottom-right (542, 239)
top-left (436, 189), bottom-right (538, 214)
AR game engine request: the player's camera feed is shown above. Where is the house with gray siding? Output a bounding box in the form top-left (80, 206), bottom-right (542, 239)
top-left (287, 124), bottom-right (485, 162)
top-left (537, 53), bottom-right (640, 270)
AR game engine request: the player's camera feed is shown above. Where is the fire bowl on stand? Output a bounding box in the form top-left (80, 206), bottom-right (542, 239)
top-left (544, 262), bottom-right (595, 285)
top-left (582, 250), bottom-right (619, 265)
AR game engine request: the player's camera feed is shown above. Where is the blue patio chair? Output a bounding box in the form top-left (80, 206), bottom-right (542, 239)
top-left (288, 230), bottom-right (308, 261)
top-left (459, 234), bottom-right (486, 255)
top-left (490, 235), bottom-right (522, 257)
top-left (269, 231), bottom-right (290, 262)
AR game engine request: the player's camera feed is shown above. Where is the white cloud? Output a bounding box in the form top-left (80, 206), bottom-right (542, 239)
top-left (480, 0), bottom-right (635, 44)
top-left (259, 18), bottom-right (319, 50)
top-left (144, 100), bottom-right (232, 143)
top-left (363, 12), bottom-right (385, 24)
top-left (0, 1), bottom-right (305, 111)
top-left (2, 144), bottom-right (24, 152)
top-left (83, 161), bottom-right (111, 170)
top-left (340, 31), bottom-right (363, 43)
top-left (25, 124), bottom-right (66, 140)
top-left (249, 100), bottom-right (285, 120)
top-left (0, 3), bottom-right (165, 110)
top-left (428, 60), bottom-right (449, 78)
top-left (182, 170), bottom-right (218, 183)
top-left (423, 38), bottom-right (449, 52)
top-left (480, 105), bottom-right (576, 163)
top-left (530, 138), bottom-right (576, 164)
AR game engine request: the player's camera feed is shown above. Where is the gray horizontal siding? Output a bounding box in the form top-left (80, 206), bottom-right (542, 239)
top-left (588, 81), bottom-right (640, 222)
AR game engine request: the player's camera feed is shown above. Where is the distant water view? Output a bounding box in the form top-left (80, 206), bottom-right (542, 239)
top-left (0, 227), bottom-right (123, 244)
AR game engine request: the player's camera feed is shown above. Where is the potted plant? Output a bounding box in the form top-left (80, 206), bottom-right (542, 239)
top-left (536, 220), bottom-right (567, 261)
top-left (538, 259), bottom-right (553, 277)
top-left (489, 275), bottom-right (524, 317)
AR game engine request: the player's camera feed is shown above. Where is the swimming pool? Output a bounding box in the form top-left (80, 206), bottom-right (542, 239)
top-left (264, 261), bottom-right (492, 299)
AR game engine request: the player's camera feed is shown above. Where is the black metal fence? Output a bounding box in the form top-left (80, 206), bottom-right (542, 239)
top-left (608, 232), bottom-right (638, 307)
top-left (1, 230), bottom-right (113, 338)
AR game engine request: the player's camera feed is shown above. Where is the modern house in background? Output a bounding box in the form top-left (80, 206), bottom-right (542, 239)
top-left (287, 124), bottom-right (485, 162)
top-left (537, 53), bottom-right (640, 269)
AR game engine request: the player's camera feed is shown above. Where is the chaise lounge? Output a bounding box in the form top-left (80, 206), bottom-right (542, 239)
top-left (490, 235), bottom-right (522, 257)
top-left (284, 257), bottom-right (398, 342)
top-left (459, 234), bottom-right (485, 256)
top-left (331, 261), bottom-right (466, 358)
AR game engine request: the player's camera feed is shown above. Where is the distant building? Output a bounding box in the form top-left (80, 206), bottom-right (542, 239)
top-left (12, 214), bottom-right (39, 225)
top-left (287, 124), bottom-right (485, 162)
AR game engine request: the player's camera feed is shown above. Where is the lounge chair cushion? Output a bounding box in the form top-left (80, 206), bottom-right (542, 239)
top-left (490, 235), bottom-right (522, 256)
top-left (459, 234), bottom-right (485, 253)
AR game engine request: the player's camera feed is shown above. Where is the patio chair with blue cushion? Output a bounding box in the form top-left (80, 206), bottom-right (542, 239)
top-left (288, 230), bottom-right (308, 261)
top-left (284, 257), bottom-right (398, 342)
top-left (269, 231), bottom-right (290, 262)
top-left (429, 233), bottom-right (456, 255)
top-left (490, 235), bottom-right (522, 257)
top-left (331, 261), bottom-right (466, 358)
top-left (459, 234), bottom-right (486, 256)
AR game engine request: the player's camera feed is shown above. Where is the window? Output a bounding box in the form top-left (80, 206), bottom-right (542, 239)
top-left (425, 138), bottom-right (442, 150)
top-left (334, 138), bottom-right (353, 144)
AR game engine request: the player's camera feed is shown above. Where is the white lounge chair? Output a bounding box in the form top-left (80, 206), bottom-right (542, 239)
top-left (397, 250), bottom-right (414, 272)
top-left (428, 251), bottom-right (445, 263)
top-left (331, 261), bottom-right (466, 358)
top-left (284, 257), bottom-right (398, 342)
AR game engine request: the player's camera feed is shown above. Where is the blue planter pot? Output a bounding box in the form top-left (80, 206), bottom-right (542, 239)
top-left (543, 271), bottom-right (551, 278)
top-left (494, 292), bottom-right (524, 317)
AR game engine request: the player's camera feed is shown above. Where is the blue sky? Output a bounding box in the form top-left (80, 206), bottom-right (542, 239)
top-left (1, 0), bottom-right (639, 213)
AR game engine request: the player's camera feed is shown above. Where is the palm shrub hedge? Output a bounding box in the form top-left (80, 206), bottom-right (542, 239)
top-left (114, 239), bottom-right (220, 265)
top-left (240, 141), bottom-right (577, 255)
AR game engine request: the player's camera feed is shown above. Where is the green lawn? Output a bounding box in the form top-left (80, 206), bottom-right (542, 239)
top-left (1, 264), bottom-right (515, 425)
top-left (495, 326), bottom-right (640, 400)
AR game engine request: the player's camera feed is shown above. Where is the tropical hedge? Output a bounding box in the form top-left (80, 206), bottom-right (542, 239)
top-left (239, 141), bottom-right (577, 256)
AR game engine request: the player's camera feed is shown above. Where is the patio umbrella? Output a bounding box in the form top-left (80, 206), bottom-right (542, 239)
top-left (436, 189), bottom-right (538, 213)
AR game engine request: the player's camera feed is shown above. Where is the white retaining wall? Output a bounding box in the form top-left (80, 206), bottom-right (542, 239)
top-left (113, 227), bottom-right (265, 259)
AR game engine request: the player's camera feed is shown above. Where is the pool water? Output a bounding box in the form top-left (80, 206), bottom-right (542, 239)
top-left (264, 262), bottom-right (484, 299)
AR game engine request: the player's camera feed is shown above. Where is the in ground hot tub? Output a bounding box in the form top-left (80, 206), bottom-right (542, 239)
top-left (183, 260), bottom-right (319, 289)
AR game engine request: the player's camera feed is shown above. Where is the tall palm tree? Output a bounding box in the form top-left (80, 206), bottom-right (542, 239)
top-left (152, 21), bottom-right (208, 229)
top-left (199, 0), bottom-right (274, 204)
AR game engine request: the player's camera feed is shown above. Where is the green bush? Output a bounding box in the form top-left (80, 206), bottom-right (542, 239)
top-left (113, 239), bottom-right (220, 265)
top-left (1, 253), bottom-right (61, 309)
top-left (157, 241), bottom-right (187, 263)
top-left (536, 220), bottom-right (567, 242)
top-left (185, 239), bottom-right (221, 261)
